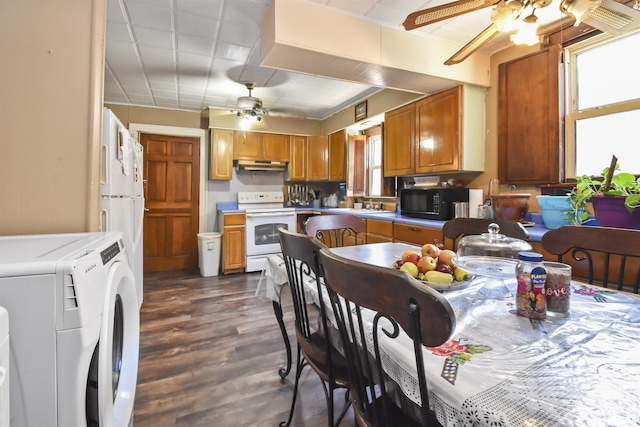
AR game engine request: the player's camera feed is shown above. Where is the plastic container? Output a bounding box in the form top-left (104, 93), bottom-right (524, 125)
top-left (198, 232), bottom-right (221, 277)
top-left (516, 252), bottom-right (546, 319)
top-left (543, 261), bottom-right (571, 317)
top-left (536, 195), bottom-right (573, 229)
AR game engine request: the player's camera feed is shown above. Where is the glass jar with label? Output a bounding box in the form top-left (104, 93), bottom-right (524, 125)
top-left (516, 252), bottom-right (547, 320)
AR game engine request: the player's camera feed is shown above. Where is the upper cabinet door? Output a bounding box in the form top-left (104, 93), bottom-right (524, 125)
top-left (263, 133), bottom-right (290, 162)
top-left (383, 103), bottom-right (415, 177)
top-left (288, 135), bottom-right (307, 181)
top-left (307, 135), bottom-right (329, 181)
top-left (498, 45), bottom-right (561, 185)
top-left (329, 130), bottom-right (346, 181)
top-left (414, 86), bottom-right (461, 174)
top-left (233, 131), bottom-right (263, 160)
top-left (210, 129), bottom-right (233, 180)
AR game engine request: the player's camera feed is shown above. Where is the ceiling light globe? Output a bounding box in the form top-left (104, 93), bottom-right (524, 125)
top-left (239, 116), bottom-right (251, 130)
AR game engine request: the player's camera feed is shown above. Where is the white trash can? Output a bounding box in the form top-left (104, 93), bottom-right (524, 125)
top-left (198, 232), bottom-right (221, 277)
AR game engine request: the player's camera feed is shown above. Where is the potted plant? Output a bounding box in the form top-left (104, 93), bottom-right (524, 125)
top-left (565, 156), bottom-right (640, 229)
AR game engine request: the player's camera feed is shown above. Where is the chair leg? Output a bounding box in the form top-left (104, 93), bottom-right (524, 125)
top-left (334, 388), bottom-right (351, 426)
top-left (319, 379), bottom-right (352, 427)
top-left (279, 346), bottom-right (306, 427)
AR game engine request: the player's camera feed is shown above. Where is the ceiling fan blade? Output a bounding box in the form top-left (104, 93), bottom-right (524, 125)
top-left (581, 0), bottom-right (640, 35)
top-left (403, 0), bottom-right (501, 30)
top-left (444, 24), bottom-right (500, 65)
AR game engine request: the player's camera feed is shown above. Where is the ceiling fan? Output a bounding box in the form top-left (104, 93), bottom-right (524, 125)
top-left (233, 82), bottom-right (266, 125)
top-left (403, 0), bottom-right (640, 65)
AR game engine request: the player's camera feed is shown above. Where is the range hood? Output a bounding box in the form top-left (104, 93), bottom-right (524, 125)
top-left (236, 160), bottom-right (287, 172)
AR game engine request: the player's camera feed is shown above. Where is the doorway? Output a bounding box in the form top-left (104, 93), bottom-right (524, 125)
top-left (140, 133), bottom-right (200, 272)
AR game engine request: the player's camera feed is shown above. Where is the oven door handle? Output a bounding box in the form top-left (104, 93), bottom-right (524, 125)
top-left (246, 212), bottom-right (296, 218)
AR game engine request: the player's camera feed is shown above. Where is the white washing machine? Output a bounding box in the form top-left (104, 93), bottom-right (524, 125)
top-left (0, 307), bottom-right (9, 427)
top-left (0, 232), bottom-right (140, 427)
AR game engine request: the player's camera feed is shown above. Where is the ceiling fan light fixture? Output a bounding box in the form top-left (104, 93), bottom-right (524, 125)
top-left (491, 1), bottom-right (520, 32)
top-left (239, 115), bottom-right (251, 130)
top-left (510, 19), bottom-right (540, 44)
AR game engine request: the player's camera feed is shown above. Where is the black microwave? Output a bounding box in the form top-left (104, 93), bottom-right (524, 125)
top-left (400, 187), bottom-right (469, 220)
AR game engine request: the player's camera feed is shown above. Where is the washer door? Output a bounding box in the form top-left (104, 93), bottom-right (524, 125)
top-left (98, 260), bottom-right (140, 426)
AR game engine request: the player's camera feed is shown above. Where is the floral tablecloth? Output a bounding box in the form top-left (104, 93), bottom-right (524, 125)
top-left (375, 277), bottom-right (640, 426)
top-left (258, 248), bottom-right (640, 426)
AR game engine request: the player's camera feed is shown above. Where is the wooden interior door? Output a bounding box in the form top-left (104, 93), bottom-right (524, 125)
top-left (141, 134), bottom-right (200, 272)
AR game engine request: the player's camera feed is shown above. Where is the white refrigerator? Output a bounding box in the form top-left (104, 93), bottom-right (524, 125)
top-left (100, 108), bottom-right (145, 307)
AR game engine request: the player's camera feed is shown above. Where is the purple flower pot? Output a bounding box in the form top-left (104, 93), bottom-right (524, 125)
top-left (590, 195), bottom-right (640, 230)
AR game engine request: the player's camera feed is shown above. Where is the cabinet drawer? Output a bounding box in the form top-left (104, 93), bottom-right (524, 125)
top-left (366, 234), bottom-right (393, 244)
top-left (224, 213), bottom-right (246, 226)
top-left (367, 219), bottom-right (393, 237)
top-left (393, 223), bottom-right (442, 246)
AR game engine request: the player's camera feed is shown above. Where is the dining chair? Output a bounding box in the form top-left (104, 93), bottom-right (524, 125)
top-left (304, 214), bottom-right (367, 247)
top-left (278, 228), bottom-right (351, 427)
top-left (442, 218), bottom-right (529, 250)
top-left (318, 247), bottom-right (456, 427)
top-left (541, 225), bottom-right (640, 293)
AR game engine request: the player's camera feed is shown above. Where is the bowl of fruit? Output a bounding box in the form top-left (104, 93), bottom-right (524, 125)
top-left (391, 243), bottom-right (474, 291)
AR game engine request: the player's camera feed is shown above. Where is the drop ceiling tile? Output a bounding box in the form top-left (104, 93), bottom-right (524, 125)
top-left (176, 12), bottom-right (218, 39)
top-left (125, 2), bottom-right (172, 31)
top-left (219, 21), bottom-right (260, 47)
top-left (177, 52), bottom-right (212, 71)
top-left (106, 21), bottom-right (132, 43)
top-left (177, 34), bottom-right (215, 56)
top-left (133, 27), bottom-right (174, 48)
top-left (215, 42), bottom-right (252, 62)
top-left (175, 0), bottom-right (224, 19)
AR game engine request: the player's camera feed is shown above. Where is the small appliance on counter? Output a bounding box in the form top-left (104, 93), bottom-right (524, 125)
top-left (400, 187), bottom-right (470, 220)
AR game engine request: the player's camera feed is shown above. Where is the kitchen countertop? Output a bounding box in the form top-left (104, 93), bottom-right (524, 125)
top-left (217, 202), bottom-right (550, 242)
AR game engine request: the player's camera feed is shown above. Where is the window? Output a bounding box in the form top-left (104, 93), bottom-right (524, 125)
top-left (368, 130), bottom-right (382, 196)
top-left (565, 30), bottom-right (640, 177)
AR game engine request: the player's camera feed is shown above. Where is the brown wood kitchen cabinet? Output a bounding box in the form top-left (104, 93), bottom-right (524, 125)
top-left (384, 103), bottom-right (415, 177)
top-left (384, 85), bottom-right (485, 177)
top-left (367, 218), bottom-right (393, 243)
top-left (288, 135), bottom-right (307, 181)
top-left (234, 131), bottom-right (290, 162)
top-left (210, 129), bottom-right (233, 180)
top-left (393, 222), bottom-right (442, 247)
top-left (329, 130), bottom-right (346, 181)
top-left (222, 213), bottom-right (246, 274)
top-left (307, 135), bottom-right (329, 181)
top-left (263, 133), bottom-right (290, 162)
top-left (498, 45), bottom-right (561, 185)
top-left (348, 134), bottom-right (366, 196)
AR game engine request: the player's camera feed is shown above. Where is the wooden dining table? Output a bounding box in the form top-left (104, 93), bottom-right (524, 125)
top-left (257, 242), bottom-right (640, 426)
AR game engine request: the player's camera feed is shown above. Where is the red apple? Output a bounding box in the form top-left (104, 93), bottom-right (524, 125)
top-left (438, 249), bottom-right (456, 266)
top-left (405, 253), bottom-right (421, 265)
top-left (435, 263), bottom-right (453, 275)
top-left (416, 256), bottom-right (437, 273)
top-left (421, 243), bottom-right (440, 258)
top-left (401, 250), bottom-right (419, 262)
top-left (395, 260), bottom-right (405, 268)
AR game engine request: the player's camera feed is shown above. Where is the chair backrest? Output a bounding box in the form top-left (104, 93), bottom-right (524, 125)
top-left (304, 214), bottom-right (367, 247)
top-left (442, 218), bottom-right (529, 250)
top-left (541, 225), bottom-right (640, 293)
top-left (318, 247), bottom-right (455, 426)
top-left (278, 228), bottom-right (335, 370)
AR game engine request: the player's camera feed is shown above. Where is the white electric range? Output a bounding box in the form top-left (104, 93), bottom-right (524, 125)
top-left (238, 191), bottom-right (297, 272)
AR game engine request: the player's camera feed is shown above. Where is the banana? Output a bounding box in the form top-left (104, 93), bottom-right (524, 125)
top-left (423, 270), bottom-right (454, 284)
top-left (454, 267), bottom-right (473, 282)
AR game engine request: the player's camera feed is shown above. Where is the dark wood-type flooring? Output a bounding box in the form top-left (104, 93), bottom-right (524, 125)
top-left (133, 270), bottom-right (356, 427)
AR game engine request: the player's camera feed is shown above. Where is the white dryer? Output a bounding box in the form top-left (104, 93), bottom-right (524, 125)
top-left (0, 232), bottom-right (140, 427)
top-left (0, 307), bottom-right (9, 427)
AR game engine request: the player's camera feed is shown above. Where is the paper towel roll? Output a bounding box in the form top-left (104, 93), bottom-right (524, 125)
top-left (468, 189), bottom-right (484, 218)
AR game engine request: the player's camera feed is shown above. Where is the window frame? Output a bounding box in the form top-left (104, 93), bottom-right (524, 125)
top-left (564, 29), bottom-right (640, 178)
